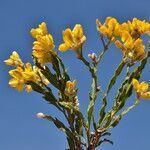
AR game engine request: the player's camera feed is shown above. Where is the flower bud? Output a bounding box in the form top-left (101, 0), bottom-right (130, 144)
top-left (88, 53), bottom-right (97, 62)
top-left (36, 112), bottom-right (46, 118)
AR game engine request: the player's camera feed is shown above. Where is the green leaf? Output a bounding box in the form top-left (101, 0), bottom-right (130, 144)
top-left (75, 116), bottom-right (83, 136)
top-left (98, 60), bottom-right (126, 125)
top-left (96, 138), bottom-right (113, 147)
top-left (106, 60), bottom-right (126, 94)
top-left (87, 100), bottom-right (95, 125)
top-left (114, 50), bottom-right (150, 114)
top-left (27, 81), bottom-right (45, 94)
top-left (99, 97), bottom-right (107, 124)
top-left (109, 115), bottom-right (122, 129)
top-left (57, 56), bottom-right (70, 81)
top-left (59, 102), bottom-right (79, 114)
top-left (66, 137), bottom-right (75, 150)
top-left (45, 115), bottom-right (73, 137)
top-left (41, 66), bottom-right (60, 90)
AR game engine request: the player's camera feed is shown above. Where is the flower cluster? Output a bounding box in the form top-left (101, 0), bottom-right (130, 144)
top-left (30, 22), bottom-right (56, 66)
top-left (97, 17), bottom-right (150, 61)
top-left (4, 51), bottom-right (49, 92)
top-left (59, 24), bottom-right (86, 57)
top-left (132, 78), bottom-right (150, 99)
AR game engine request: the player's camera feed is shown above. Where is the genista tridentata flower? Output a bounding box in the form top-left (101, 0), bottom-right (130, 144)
top-left (59, 24), bottom-right (86, 57)
top-left (132, 79), bottom-right (150, 99)
top-left (31, 22), bottom-right (56, 66)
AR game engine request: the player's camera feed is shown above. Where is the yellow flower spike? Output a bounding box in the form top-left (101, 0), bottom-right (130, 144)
top-left (132, 78), bottom-right (150, 100)
top-left (65, 80), bottom-right (77, 97)
top-left (32, 34), bottom-right (56, 66)
top-left (30, 22), bottom-right (48, 38)
top-left (9, 67), bottom-right (25, 91)
top-left (4, 51), bottom-right (24, 67)
top-left (59, 24), bottom-right (86, 54)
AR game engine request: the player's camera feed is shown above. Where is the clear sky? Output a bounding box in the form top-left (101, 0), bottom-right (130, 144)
top-left (0, 0), bottom-right (150, 150)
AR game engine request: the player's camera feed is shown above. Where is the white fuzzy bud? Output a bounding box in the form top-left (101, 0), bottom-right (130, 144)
top-left (36, 112), bottom-right (46, 118)
top-left (88, 53), bottom-right (97, 62)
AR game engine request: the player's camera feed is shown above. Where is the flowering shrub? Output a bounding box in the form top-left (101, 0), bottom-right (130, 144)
top-left (5, 17), bottom-right (150, 150)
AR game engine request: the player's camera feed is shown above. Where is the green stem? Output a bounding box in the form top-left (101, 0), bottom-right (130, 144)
top-left (96, 38), bottom-right (112, 64)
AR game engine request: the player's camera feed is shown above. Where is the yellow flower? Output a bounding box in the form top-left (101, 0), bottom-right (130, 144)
top-left (33, 34), bottom-right (54, 52)
top-left (8, 61), bottom-right (49, 92)
top-left (22, 63), bottom-right (39, 82)
top-left (30, 22), bottom-right (48, 38)
top-left (65, 80), bottom-right (77, 97)
top-left (9, 67), bottom-right (25, 91)
top-left (115, 33), bottom-right (145, 61)
top-left (23, 63), bottom-right (49, 85)
top-left (32, 34), bottom-right (56, 66)
top-left (59, 24), bottom-right (86, 52)
top-left (96, 17), bottom-right (122, 38)
top-left (132, 78), bottom-right (150, 99)
top-left (4, 51), bottom-right (23, 67)
top-left (121, 18), bottom-right (150, 39)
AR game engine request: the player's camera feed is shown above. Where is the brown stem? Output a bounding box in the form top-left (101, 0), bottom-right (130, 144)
top-left (87, 133), bottom-right (101, 150)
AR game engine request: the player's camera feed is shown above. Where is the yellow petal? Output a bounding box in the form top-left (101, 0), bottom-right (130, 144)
top-left (140, 92), bottom-right (150, 100)
top-left (62, 29), bottom-right (74, 47)
top-left (72, 24), bottom-right (84, 39)
top-left (99, 26), bottom-right (109, 36)
top-left (9, 78), bottom-right (19, 87)
top-left (59, 43), bottom-right (70, 52)
top-left (139, 82), bottom-right (149, 92)
top-left (30, 22), bottom-right (48, 38)
top-left (4, 59), bottom-right (14, 66)
top-left (132, 78), bottom-right (140, 91)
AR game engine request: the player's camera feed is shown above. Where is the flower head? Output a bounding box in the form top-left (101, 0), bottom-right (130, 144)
top-left (121, 18), bottom-right (150, 39)
top-left (96, 17), bottom-right (122, 38)
top-left (115, 37), bottom-right (145, 61)
top-left (59, 24), bottom-right (86, 55)
top-left (9, 67), bottom-right (25, 91)
top-left (132, 78), bottom-right (150, 99)
top-left (7, 56), bottom-right (49, 92)
top-left (32, 34), bottom-right (56, 66)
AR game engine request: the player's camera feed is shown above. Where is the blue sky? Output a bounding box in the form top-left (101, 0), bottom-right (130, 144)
top-left (0, 0), bottom-right (150, 149)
